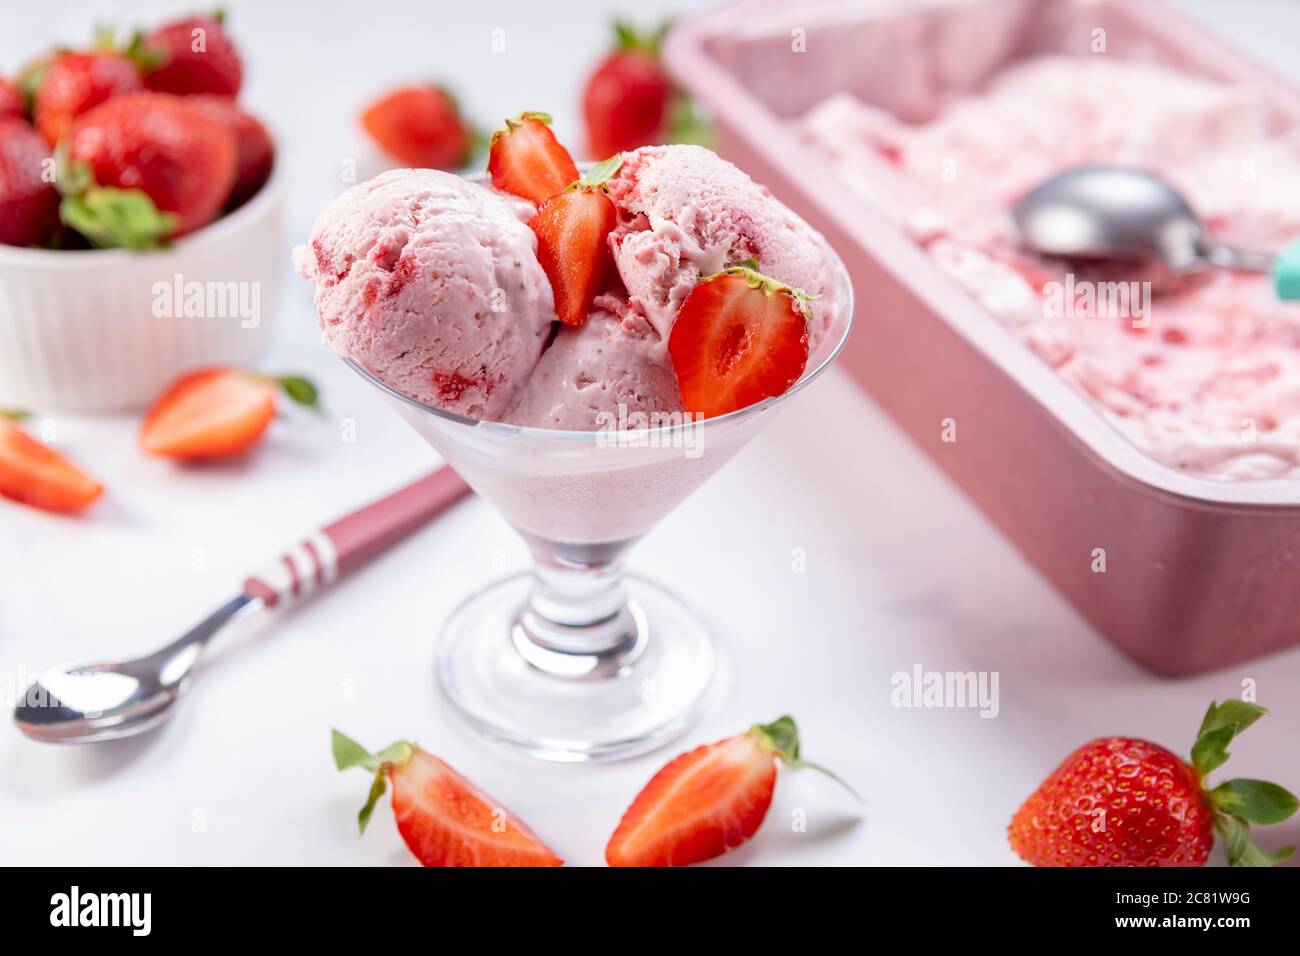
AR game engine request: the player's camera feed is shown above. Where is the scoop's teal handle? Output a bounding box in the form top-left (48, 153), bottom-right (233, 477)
top-left (1275, 238), bottom-right (1300, 301)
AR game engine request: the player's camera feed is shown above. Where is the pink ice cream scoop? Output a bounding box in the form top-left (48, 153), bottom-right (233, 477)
top-left (298, 148), bottom-right (846, 431)
top-left (504, 295), bottom-right (683, 429)
top-left (607, 144), bottom-right (849, 350)
top-left (294, 168), bottom-right (555, 419)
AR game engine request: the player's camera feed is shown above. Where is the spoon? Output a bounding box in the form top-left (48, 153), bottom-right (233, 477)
top-left (1012, 163), bottom-right (1300, 300)
top-left (14, 466), bottom-right (469, 744)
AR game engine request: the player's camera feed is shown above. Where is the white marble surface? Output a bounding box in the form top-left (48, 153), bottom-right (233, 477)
top-left (2, 0), bottom-right (1299, 866)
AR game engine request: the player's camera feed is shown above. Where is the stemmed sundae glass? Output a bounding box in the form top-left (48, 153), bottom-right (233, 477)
top-left (346, 254), bottom-right (853, 762)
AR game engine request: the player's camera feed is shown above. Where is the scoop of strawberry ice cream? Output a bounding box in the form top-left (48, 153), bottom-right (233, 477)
top-left (607, 145), bottom-right (847, 351)
top-left (295, 168), bottom-right (554, 419)
top-left (504, 295), bottom-right (683, 429)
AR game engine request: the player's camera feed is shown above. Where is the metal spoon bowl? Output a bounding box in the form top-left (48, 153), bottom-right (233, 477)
top-left (1012, 164), bottom-right (1276, 274)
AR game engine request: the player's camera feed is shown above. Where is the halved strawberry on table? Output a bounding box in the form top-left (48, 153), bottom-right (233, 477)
top-left (528, 154), bottom-right (621, 326)
top-left (332, 730), bottom-right (563, 867)
top-left (361, 85), bottom-right (474, 170)
top-left (0, 118), bottom-right (60, 247)
top-left (33, 50), bottom-right (143, 145)
top-left (1008, 699), bottom-right (1298, 867)
top-left (140, 367), bottom-right (318, 461)
top-left (143, 12), bottom-right (243, 97)
top-left (668, 261), bottom-right (814, 418)
top-left (487, 111), bottom-right (579, 206)
top-left (606, 715), bottom-right (857, 866)
top-left (0, 413), bottom-right (103, 514)
top-left (59, 90), bottom-right (236, 246)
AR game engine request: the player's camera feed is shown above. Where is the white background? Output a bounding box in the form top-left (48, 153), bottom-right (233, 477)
top-left (2, 0), bottom-right (1299, 866)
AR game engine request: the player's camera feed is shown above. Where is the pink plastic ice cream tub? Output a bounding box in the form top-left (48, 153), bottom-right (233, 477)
top-left (665, 0), bottom-right (1300, 675)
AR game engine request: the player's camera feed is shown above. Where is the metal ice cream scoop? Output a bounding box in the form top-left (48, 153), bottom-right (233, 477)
top-left (1012, 164), bottom-right (1300, 300)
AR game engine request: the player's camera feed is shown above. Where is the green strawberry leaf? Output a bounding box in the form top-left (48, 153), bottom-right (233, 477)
top-left (1197, 699), bottom-right (1267, 739)
top-left (752, 715), bottom-right (861, 801)
top-left (612, 19), bottom-right (672, 57)
top-left (582, 153), bottom-right (624, 189)
top-left (59, 187), bottom-right (179, 250)
top-left (0, 408), bottom-right (31, 422)
top-left (331, 730), bottom-right (413, 835)
top-left (1192, 700), bottom-right (1297, 867)
top-left (1190, 700), bottom-right (1267, 781)
top-left (331, 729), bottom-right (375, 771)
top-left (274, 375), bottom-right (322, 412)
top-left (1214, 812), bottom-right (1295, 867)
top-left (1211, 778), bottom-right (1299, 826)
top-left (357, 769), bottom-right (387, 834)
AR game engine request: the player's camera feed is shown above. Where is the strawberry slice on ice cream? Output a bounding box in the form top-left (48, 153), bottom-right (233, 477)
top-left (606, 715), bottom-right (856, 866)
top-left (529, 154), bottom-right (621, 327)
top-left (487, 111), bottom-right (579, 206)
top-left (332, 730), bottom-right (563, 867)
top-left (668, 262), bottom-right (813, 418)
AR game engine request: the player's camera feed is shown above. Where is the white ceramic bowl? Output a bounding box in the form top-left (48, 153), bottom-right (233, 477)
top-left (0, 165), bottom-right (284, 412)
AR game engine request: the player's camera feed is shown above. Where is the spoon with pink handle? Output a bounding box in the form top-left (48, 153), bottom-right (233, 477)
top-left (13, 466), bottom-right (470, 744)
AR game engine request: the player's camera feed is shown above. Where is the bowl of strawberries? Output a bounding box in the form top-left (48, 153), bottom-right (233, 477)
top-left (0, 10), bottom-right (280, 412)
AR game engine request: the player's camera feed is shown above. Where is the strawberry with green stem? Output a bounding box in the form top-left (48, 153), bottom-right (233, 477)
top-left (582, 21), bottom-right (711, 158)
top-left (59, 89), bottom-right (236, 246)
top-left (332, 730), bottom-right (563, 867)
top-left (606, 715), bottom-right (857, 867)
top-left (668, 260), bottom-right (815, 418)
top-left (1008, 699), bottom-right (1297, 867)
top-left (528, 153), bottom-right (622, 326)
top-left (140, 367), bottom-right (320, 461)
top-left (487, 111), bottom-right (579, 207)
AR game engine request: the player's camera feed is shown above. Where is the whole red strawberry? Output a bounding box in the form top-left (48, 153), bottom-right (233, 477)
top-left (1009, 700), bottom-right (1298, 867)
top-left (361, 85), bottom-right (474, 170)
top-left (188, 95), bottom-right (273, 208)
top-left (0, 118), bottom-right (60, 246)
top-left (0, 77), bottom-right (23, 120)
top-left (33, 51), bottom-right (143, 144)
top-left (583, 23), bottom-right (673, 159)
top-left (62, 90), bottom-right (236, 244)
top-left (144, 13), bottom-right (243, 97)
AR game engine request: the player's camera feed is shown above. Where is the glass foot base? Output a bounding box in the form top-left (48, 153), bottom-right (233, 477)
top-left (436, 572), bottom-right (716, 762)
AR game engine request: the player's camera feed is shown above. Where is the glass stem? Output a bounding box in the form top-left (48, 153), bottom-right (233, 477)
top-left (512, 533), bottom-right (646, 680)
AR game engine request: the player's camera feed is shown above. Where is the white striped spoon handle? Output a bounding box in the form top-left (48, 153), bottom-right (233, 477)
top-left (244, 466), bottom-right (469, 608)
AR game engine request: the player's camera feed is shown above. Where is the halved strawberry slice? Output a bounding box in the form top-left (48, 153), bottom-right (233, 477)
top-left (487, 111), bottom-right (579, 206)
top-left (529, 154), bottom-right (621, 326)
top-left (332, 730), bottom-right (563, 867)
top-left (140, 367), bottom-right (318, 460)
top-left (0, 415), bottom-right (103, 513)
top-left (668, 262), bottom-right (813, 418)
top-left (605, 715), bottom-right (856, 867)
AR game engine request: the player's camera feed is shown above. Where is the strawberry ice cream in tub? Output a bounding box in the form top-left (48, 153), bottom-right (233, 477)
top-left (665, 0), bottom-right (1300, 674)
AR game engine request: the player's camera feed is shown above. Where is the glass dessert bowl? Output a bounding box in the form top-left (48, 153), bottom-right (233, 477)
top-left (345, 260), bottom-right (853, 762)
